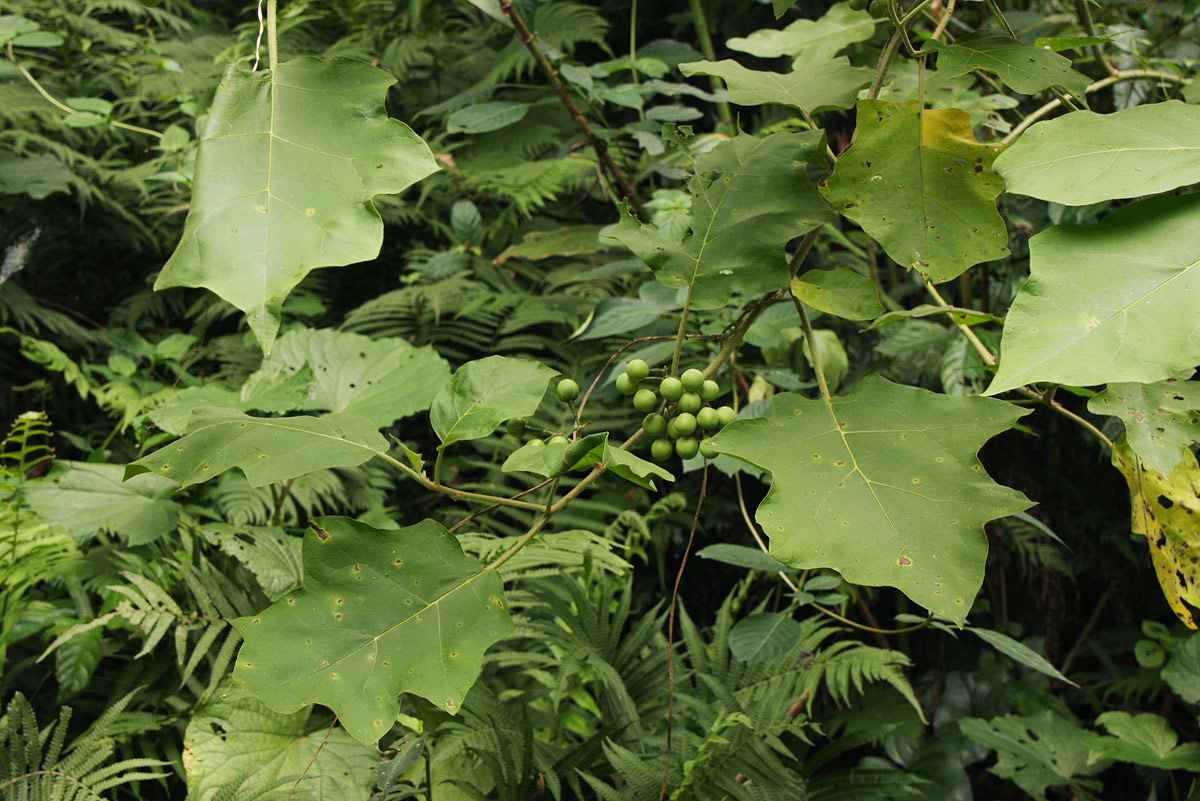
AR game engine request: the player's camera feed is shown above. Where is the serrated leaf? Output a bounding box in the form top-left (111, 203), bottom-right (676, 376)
top-left (611, 131), bottom-right (834, 309)
top-left (960, 712), bottom-right (1101, 800)
top-left (728, 612), bottom-right (804, 662)
top-left (156, 57), bottom-right (439, 353)
top-left (1088, 374), bottom-right (1200, 474)
top-left (231, 517), bottom-right (513, 745)
top-left (969, 627), bottom-right (1075, 685)
top-left (986, 194), bottom-right (1200, 395)
top-left (202, 524), bottom-right (303, 601)
top-left (1084, 712), bottom-right (1200, 770)
top-left (821, 99), bottom-right (1008, 283)
top-left (709, 375), bottom-right (1030, 623)
top-left (126, 408), bottom-right (388, 489)
top-left (183, 693), bottom-right (377, 801)
top-left (1111, 438), bottom-right (1200, 629)
top-left (257, 328), bottom-right (450, 428)
top-left (430, 356), bottom-right (557, 448)
top-left (696, 543), bottom-right (791, 572)
top-left (994, 101), bottom-right (1200, 205)
top-left (727, 3), bottom-right (875, 62)
top-left (791, 267), bottom-right (883, 321)
top-left (866, 303), bottom-right (998, 330)
top-left (679, 57), bottom-right (871, 114)
top-left (923, 31), bottom-right (1090, 95)
top-left (24, 462), bottom-right (181, 545)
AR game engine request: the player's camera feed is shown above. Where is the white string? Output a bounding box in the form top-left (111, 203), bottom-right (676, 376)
top-left (251, 0), bottom-right (265, 70)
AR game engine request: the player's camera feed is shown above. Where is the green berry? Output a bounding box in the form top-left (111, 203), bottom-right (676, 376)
top-left (717, 405), bottom-right (737, 427)
top-left (867, 0), bottom-right (887, 17)
top-left (633, 388), bottom-right (657, 412)
top-left (697, 407), bottom-right (720, 430)
top-left (506, 418), bottom-right (526, 437)
top-left (700, 379), bottom-right (720, 402)
top-left (548, 434), bottom-right (570, 445)
top-left (616, 372), bottom-right (638, 395)
top-left (848, 0), bottom-right (868, 9)
top-left (675, 437), bottom-right (699, 459)
top-left (699, 438), bottom-right (719, 459)
top-left (527, 438), bottom-right (545, 448)
top-left (626, 359), bottom-right (650, 381)
top-left (660, 376), bottom-right (684, 401)
top-left (651, 438), bottom-right (674, 461)
top-left (643, 412), bottom-right (667, 437)
top-left (677, 392), bottom-right (702, 414)
top-left (557, 379), bottom-right (580, 402)
top-left (681, 368), bottom-right (705, 393)
top-left (667, 416), bottom-right (681, 440)
top-left (674, 412), bottom-right (698, 436)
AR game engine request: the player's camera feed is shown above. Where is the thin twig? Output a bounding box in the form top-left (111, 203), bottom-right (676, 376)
top-left (659, 463), bottom-right (709, 801)
top-left (285, 716), bottom-right (336, 801)
top-left (499, 1), bottom-right (647, 220)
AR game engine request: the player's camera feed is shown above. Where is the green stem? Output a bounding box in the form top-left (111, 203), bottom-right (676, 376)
top-left (378, 451), bottom-right (547, 511)
top-left (794, 299), bottom-right (831, 401)
top-left (483, 477), bottom-right (560, 572)
top-left (868, 31), bottom-right (903, 99)
top-left (1075, 0), bottom-right (1116, 77)
top-left (669, 292), bottom-right (692, 377)
top-left (267, 0), bottom-right (279, 72)
top-left (686, 0), bottom-right (734, 129)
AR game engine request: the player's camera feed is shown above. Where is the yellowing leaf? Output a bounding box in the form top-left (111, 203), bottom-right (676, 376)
top-left (1112, 438), bottom-right (1200, 629)
top-left (821, 100), bottom-right (1008, 283)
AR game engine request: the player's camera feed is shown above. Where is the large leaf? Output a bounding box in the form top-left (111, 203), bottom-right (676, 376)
top-left (959, 712), bottom-right (1103, 800)
top-left (1088, 374), bottom-right (1200, 474)
top-left (611, 131), bottom-right (834, 309)
top-left (257, 328), bottom-right (450, 428)
top-left (791, 267), bottom-right (883, 321)
top-left (679, 58), bottom-right (871, 114)
top-left (986, 194), bottom-right (1200, 395)
top-left (23, 462), bottom-right (181, 545)
top-left (231, 517), bottom-right (513, 745)
top-left (183, 693), bottom-right (377, 801)
top-left (1111, 438), bottom-right (1200, 629)
top-left (994, 101), bottom-right (1200, 205)
top-left (156, 57), bottom-right (439, 353)
top-left (708, 375), bottom-right (1030, 623)
top-left (1084, 712), bottom-right (1200, 771)
top-left (923, 31), bottom-right (1090, 95)
top-left (821, 100), bottom-right (1008, 283)
top-left (430, 355), bottom-right (558, 448)
top-left (126, 408), bottom-right (388, 489)
top-left (727, 3), bottom-right (875, 63)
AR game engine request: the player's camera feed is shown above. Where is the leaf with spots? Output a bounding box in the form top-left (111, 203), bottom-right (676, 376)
top-left (986, 194), bottom-right (1200, 395)
top-left (124, 408), bottom-right (389, 489)
top-left (922, 31), bottom-right (1090, 96)
top-left (610, 131), bottom-right (834, 309)
top-left (959, 712), bottom-right (1103, 800)
top-left (1111, 438), bottom-right (1200, 629)
top-left (231, 516), bottom-right (513, 745)
top-left (708, 375), bottom-right (1030, 624)
top-left (155, 57), bottom-right (439, 354)
top-left (820, 99), bottom-right (1008, 283)
top-left (1089, 374), bottom-right (1200, 475)
top-left (430, 356), bottom-right (558, 449)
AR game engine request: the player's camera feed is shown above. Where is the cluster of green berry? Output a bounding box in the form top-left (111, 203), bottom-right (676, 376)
top-left (614, 360), bottom-right (735, 462)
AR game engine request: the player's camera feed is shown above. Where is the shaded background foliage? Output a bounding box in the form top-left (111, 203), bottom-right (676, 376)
top-left (3, 0), bottom-right (1200, 799)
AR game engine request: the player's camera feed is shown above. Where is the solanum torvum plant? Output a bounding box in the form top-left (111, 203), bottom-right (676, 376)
top-left (72, 0), bottom-right (1199, 758)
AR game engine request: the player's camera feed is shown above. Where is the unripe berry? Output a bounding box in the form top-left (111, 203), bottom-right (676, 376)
top-left (677, 392), bottom-right (702, 414)
top-left (548, 434), bottom-right (569, 445)
top-left (699, 438), bottom-right (719, 459)
top-left (557, 379), bottom-right (579, 402)
top-left (633, 388), bottom-right (657, 412)
top-left (660, 376), bottom-right (684, 401)
top-left (697, 407), bottom-right (720, 430)
top-left (506, 418), bottom-right (526, 437)
top-left (681, 368), bottom-right (705, 393)
top-left (675, 437), bottom-right (699, 459)
top-left (716, 405), bottom-right (737, 427)
top-left (700, 379), bottom-right (720, 402)
top-left (527, 438), bottom-right (545, 448)
top-left (651, 438), bottom-right (674, 461)
top-left (626, 358), bottom-right (650, 381)
top-left (643, 412), bottom-right (667, 437)
top-left (616, 372), bottom-right (638, 395)
top-left (674, 412), bottom-right (698, 436)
